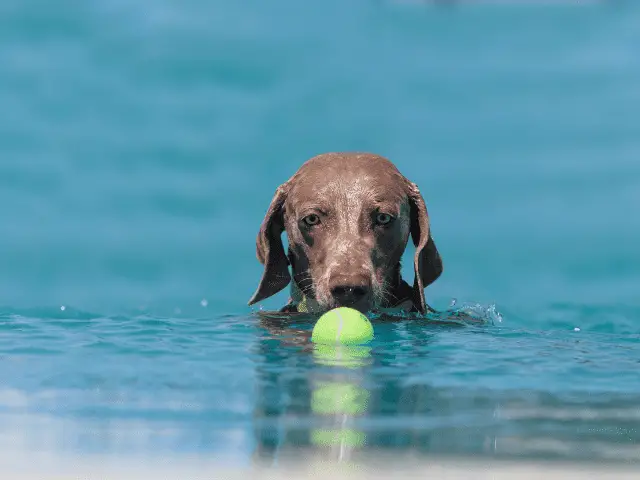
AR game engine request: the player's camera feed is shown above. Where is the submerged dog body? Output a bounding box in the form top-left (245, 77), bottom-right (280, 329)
top-left (248, 153), bottom-right (443, 315)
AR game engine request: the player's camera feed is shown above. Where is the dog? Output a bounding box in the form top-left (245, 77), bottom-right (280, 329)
top-left (248, 152), bottom-right (443, 316)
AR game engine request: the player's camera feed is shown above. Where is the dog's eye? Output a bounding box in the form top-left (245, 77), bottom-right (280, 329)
top-left (303, 214), bottom-right (320, 226)
top-left (375, 213), bottom-right (393, 225)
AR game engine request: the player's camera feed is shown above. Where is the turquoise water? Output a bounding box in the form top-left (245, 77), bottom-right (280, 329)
top-left (1, 0), bottom-right (640, 467)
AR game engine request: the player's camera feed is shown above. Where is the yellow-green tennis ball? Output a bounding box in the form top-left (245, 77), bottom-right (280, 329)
top-left (311, 307), bottom-right (374, 345)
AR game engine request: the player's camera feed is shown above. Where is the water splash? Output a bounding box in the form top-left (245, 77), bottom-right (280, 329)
top-left (440, 301), bottom-right (504, 326)
top-left (366, 299), bottom-right (503, 327)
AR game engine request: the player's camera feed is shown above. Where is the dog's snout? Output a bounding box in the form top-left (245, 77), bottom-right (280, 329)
top-left (331, 285), bottom-right (369, 303)
top-left (329, 274), bottom-right (371, 306)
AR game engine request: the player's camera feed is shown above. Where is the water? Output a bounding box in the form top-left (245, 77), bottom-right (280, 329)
top-left (1, 0), bottom-right (639, 471)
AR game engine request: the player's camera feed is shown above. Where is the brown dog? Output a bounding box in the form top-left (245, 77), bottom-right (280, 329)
top-left (248, 152), bottom-right (443, 315)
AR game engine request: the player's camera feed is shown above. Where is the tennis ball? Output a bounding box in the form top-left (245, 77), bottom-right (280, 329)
top-left (311, 307), bottom-right (374, 345)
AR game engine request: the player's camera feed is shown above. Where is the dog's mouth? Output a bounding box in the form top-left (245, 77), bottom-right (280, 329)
top-left (327, 296), bottom-right (372, 314)
top-left (293, 271), bottom-right (383, 314)
top-left (324, 284), bottom-right (369, 311)
top-left (296, 286), bottom-right (374, 314)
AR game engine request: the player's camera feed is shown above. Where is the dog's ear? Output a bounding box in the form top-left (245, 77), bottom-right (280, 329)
top-left (248, 183), bottom-right (292, 306)
top-left (406, 181), bottom-right (443, 313)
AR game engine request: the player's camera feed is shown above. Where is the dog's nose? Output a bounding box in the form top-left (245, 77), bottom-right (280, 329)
top-left (330, 284), bottom-right (370, 306)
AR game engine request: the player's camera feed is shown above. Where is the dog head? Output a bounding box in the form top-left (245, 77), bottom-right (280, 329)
top-left (248, 152), bottom-right (442, 314)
